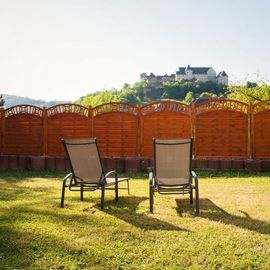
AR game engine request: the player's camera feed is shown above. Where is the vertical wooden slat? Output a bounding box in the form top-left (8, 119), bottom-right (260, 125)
top-left (248, 103), bottom-right (253, 159)
top-left (1, 108), bottom-right (5, 154)
top-left (43, 107), bottom-right (48, 155)
top-left (0, 108), bottom-right (4, 154)
top-left (137, 105), bottom-right (142, 157)
top-left (191, 104), bottom-right (196, 157)
top-left (88, 106), bottom-right (93, 137)
top-left (2, 108), bottom-right (5, 154)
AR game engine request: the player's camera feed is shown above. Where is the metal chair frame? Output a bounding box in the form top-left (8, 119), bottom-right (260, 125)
top-left (149, 138), bottom-right (199, 214)
top-left (61, 138), bottom-right (130, 209)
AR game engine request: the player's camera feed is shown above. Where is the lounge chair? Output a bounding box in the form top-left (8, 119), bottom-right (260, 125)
top-left (149, 138), bottom-right (199, 214)
top-left (61, 138), bottom-right (130, 209)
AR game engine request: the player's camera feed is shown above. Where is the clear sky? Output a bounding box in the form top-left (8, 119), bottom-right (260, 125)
top-left (0, 0), bottom-right (270, 101)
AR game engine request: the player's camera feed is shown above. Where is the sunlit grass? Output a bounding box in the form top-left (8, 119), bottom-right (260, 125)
top-left (0, 170), bottom-right (270, 269)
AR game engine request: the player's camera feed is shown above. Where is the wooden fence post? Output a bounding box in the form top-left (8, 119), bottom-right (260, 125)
top-left (43, 107), bottom-right (48, 155)
top-left (0, 108), bottom-right (4, 154)
top-left (248, 103), bottom-right (253, 159)
top-left (137, 105), bottom-right (142, 157)
top-left (191, 104), bottom-right (196, 158)
top-left (1, 108), bottom-right (5, 155)
top-left (88, 106), bottom-right (93, 137)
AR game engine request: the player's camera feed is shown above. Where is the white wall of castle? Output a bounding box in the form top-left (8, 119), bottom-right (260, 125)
top-left (206, 68), bottom-right (217, 81)
top-left (217, 76), bottom-right (228, 85)
top-left (176, 73), bottom-right (216, 82)
top-left (195, 74), bottom-right (208, 82)
top-left (148, 77), bottom-right (158, 84)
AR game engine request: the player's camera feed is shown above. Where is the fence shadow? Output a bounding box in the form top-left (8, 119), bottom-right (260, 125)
top-left (94, 196), bottom-right (190, 232)
top-left (176, 198), bottom-right (270, 235)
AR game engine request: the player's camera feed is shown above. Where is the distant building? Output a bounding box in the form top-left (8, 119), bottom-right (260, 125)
top-left (146, 65), bottom-right (228, 86)
top-left (216, 71), bottom-right (228, 85)
top-left (147, 73), bottom-right (175, 85)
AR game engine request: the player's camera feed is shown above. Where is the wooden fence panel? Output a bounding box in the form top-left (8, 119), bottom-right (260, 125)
top-left (253, 100), bottom-right (270, 159)
top-left (2, 99), bottom-right (270, 159)
top-left (4, 105), bottom-right (43, 155)
top-left (195, 100), bottom-right (249, 158)
top-left (0, 109), bottom-right (4, 154)
top-left (46, 104), bottom-right (91, 155)
top-left (141, 101), bottom-right (192, 157)
top-left (93, 103), bottom-right (138, 157)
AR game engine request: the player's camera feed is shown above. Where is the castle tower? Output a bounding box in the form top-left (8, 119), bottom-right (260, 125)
top-left (216, 71), bottom-right (228, 85)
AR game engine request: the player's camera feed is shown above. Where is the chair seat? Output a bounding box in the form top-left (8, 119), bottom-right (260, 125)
top-left (157, 177), bottom-right (189, 186)
top-left (106, 177), bottom-right (128, 186)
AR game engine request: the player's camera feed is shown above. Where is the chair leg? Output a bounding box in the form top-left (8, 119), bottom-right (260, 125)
top-left (61, 178), bottom-right (67, 208)
top-left (127, 179), bottom-right (130, 195)
top-left (80, 185), bottom-right (84, 201)
top-left (190, 188), bottom-right (193, 204)
top-left (195, 184), bottom-right (199, 215)
top-left (115, 180), bottom-right (119, 202)
top-left (101, 185), bottom-right (105, 210)
top-left (149, 184), bottom-right (154, 213)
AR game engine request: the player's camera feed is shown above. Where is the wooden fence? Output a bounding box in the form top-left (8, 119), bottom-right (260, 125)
top-left (1, 99), bottom-right (270, 159)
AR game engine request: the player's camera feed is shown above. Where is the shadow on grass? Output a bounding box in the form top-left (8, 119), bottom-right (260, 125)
top-left (176, 198), bottom-right (270, 235)
top-left (95, 196), bottom-right (190, 232)
top-left (0, 188), bottom-right (29, 201)
top-left (0, 224), bottom-right (90, 270)
top-left (1, 168), bottom-right (270, 182)
top-left (0, 183), bottom-right (58, 201)
top-left (0, 169), bottom-right (66, 181)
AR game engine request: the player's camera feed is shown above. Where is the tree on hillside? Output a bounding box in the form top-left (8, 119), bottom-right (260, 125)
top-left (140, 73), bottom-right (148, 87)
top-left (162, 81), bottom-right (187, 100)
top-left (193, 80), bottom-right (227, 96)
top-left (162, 80), bottom-right (226, 101)
top-left (0, 94), bottom-right (4, 108)
top-left (183, 91), bottom-right (194, 104)
top-left (119, 88), bottom-right (141, 104)
top-left (246, 81), bottom-right (258, 88)
top-left (76, 90), bottom-right (119, 107)
top-left (227, 83), bottom-right (270, 103)
top-left (199, 92), bottom-right (218, 98)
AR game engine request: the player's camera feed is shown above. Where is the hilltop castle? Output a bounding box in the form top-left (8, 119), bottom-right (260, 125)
top-left (146, 65), bottom-right (228, 86)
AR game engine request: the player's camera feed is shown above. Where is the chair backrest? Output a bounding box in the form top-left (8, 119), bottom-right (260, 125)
top-left (154, 138), bottom-right (192, 186)
top-left (62, 138), bottom-right (103, 184)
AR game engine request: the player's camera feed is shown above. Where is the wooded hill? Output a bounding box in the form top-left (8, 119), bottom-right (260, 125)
top-left (1, 94), bottom-right (69, 108)
top-left (76, 80), bottom-right (227, 107)
top-left (76, 79), bottom-right (270, 107)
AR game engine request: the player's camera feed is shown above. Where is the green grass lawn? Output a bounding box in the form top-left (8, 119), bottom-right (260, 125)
top-left (0, 170), bottom-right (270, 270)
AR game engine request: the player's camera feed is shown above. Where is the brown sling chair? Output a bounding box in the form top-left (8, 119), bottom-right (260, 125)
top-left (61, 138), bottom-right (129, 209)
top-left (149, 138), bottom-right (199, 214)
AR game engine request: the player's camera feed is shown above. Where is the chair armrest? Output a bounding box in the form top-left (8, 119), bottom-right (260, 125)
top-left (191, 171), bottom-right (199, 186)
top-left (64, 172), bottom-right (73, 180)
top-left (149, 172), bottom-right (155, 187)
top-left (104, 170), bottom-right (117, 178)
top-left (191, 171), bottom-right (198, 179)
top-left (63, 173), bottom-right (73, 188)
top-left (102, 170), bottom-right (118, 185)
